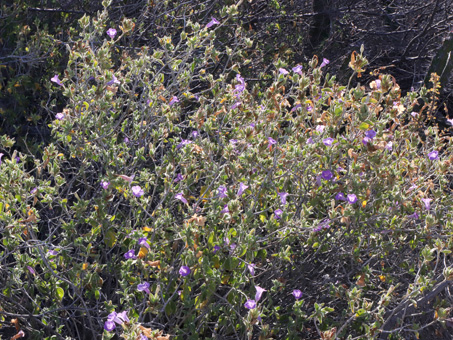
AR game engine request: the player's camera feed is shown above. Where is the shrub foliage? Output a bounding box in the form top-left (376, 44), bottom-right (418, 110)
top-left (1, 2), bottom-right (453, 339)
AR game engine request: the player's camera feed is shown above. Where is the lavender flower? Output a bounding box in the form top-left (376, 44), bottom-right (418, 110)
top-left (51, 75), bottom-right (63, 86)
top-left (365, 130), bottom-right (376, 139)
top-left (176, 139), bottom-right (192, 149)
top-left (137, 282), bottom-right (151, 294)
top-left (248, 263), bottom-right (255, 275)
top-left (292, 289), bottom-right (303, 300)
top-left (169, 96), bottom-right (179, 106)
top-left (307, 137), bottom-right (314, 144)
top-left (237, 182), bottom-right (248, 196)
top-left (321, 170), bottom-right (333, 181)
top-left (268, 137), bottom-right (277, 147)
top-left (206, 17), bottom-right (220, 29)
top-left (274, 209), bottom-right (283, 219)
top-left (107, 28), bottom-right (117, 39)
top-left (421, 198), bottom-right (432, 211)
top-left (323, 138), bottom-right (334, 146)
top-left (279, 68), bottom-right (289, 75)
top-left (124, 249), bottom-right (137, 260)
top-left (27, 266), bottom-right (36, 275)
top-left (55, 112), bottom-right (65, 120)
top-left (320, 58), bottom-right (330, 68)
top-left (221, 204), bottom-right (229, 214)
top-left (106, 75), bottom-right (120, 86)
top-left (291, 104), bottom-right (302, 112)
top-left (428, 150), bottom-right (438, 160)
top-left (385, 142), bottom-right (393, 151)
top-left (100, 181), bottom-right (110, 189)
top-left (218, 185), bottom-right (228, 198)
top-left (411, 112), bottom-right (418, 117)
top-left (138, 237), bottom-right (150, 249)
top-left (316, 125), bottom-right (325, 133)
top-left (335, 192), bottom-right (346, 201)
top-left (278, 192), bottom-right (289, 205)
top-left (47, 250), bottom-right (58, 256)
top-left (179, 265), bottom-right (191, 277)
top-left (174, 173), bottom-right (184, 183)
top-left (175, 193), bottom-right (188, 204)
top-left (244, 299), bottom-right (256, 309)
top-left (131, 185), bottom-right (144, 198)
top-left (213, 245), bottom-right (221, 253)
top-left (347, 194), bottom-right (358, 204)
top-left (231, 102), bottom-right (241, 110)
top-left (255, 286), bottom-right (266, 302)
top-left (292, 65), bottom-right (303, 75)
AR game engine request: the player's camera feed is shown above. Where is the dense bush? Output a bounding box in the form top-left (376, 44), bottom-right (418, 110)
top-left (2, 2), bottom-right (453, 339)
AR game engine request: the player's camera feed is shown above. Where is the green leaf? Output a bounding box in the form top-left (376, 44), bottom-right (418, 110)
top-left (358, 122), bottom-right (369, 130)
top-left (56, 287), bottom-right (64, 301)
top-left (104, 230), bottom-right (117, 248)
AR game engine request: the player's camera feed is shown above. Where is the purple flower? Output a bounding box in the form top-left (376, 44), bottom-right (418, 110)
top-left (255, 286), bottom-right (266, 302)
top-left (307, 137), bottom-right (314, 144)
top-left (428, 150), bottom-right (438, 160)
top-left (321, 170), bottom-right (333, 181)
top-left (323, 138), bottom-right (334, 146)
top-left (137, 282), bottom-right (151, 294)
top-left (221, 205), bottom-right (229, 214)
top-left (230, 139), bottom-right (238, 145)
top-left (446, 119), bottom-right (453, 126)
top-left (27, 266), bottom-right (36, 275)
top-left (117, 311), bottom-right (129, 323)
top-left (47, 250), bottom-right (58, 256)
top-left (362, 137), bottom-right (371, 145)
top-left (30, 187), bottom-right (38, 194)
top-left (231, 101), bottom-right (241, 110)
top-left (335, 192), bottom-right (346, 201)
top-left (421, 198), bottom-right (432, 211)
top-left (179, 265), bottom-right (191, 277)
top-left (347, 194), bottom-right (357, 204)
top-left (131, 185), bottom-right (144, 198)
top-left (244, 299), bottom-right (256, 309)
top-left (104, 311), bottom-right (125, 331)
top-left (411, 112), bottom-right (418, 117)
top-left (140, 335), bottom-right (148, 340)
top-left (278, 192), bottom-right (289, 205)
top-left (316, 125), bottom-right (325, 133)
top-left (51, 75), bottom-right (63, 86)
top-left (248, 263), bottom-right (255, 275)
top-left (124, 137), bottom-right (130, 144)
top-left (100, 181), bottom-right (110, 189)
top-left (292, 65), bottom-right (303, 75)
top-left (218, 185), bottom-right (228, 198)
top-left (320, 58), bottom-right (330, 68)
top-left (107, 28), bottom-right (117, 39)
top-left (138, 237), bottom-right (150, 249)
top-left (365, 130), bottom-right (376, 139)
top-left (224, 237), bottom-right (230, 246)
top-left (230, 243), bottom-right (237, 252)
top-left (292, 289), bottom-right (303, 300)
top-left (175, 193), bottom-right (188, 204)
top-left (408, 212), bottom-right (419, 219)
top-left (307, 105), bottom-right (313, 112)
top-left (250, 122), bottom-right (256, 128)
top-left (191, 131), bottom-right (199, 138)
top-left (176, 139), bottom-right (192, 149)
top-left (268, 137), bottom-right (277, 147)
top-left (385, 142), bottom-right (393, 151)
top-left (274, 209), bottom-right (283, 219)
top-left (106, 75), bottom-right (120, 86)
top-left (291, 104), bottom-right (302, 112)
top-left (174, 173), bottom-right (184, 183)
top-left (206, 17), bottom-right (220, 29)
top-left (213, 245), bottom-right (221, 253)
top-left (279, 68), bottom-right (289, 75)
top-left (375, 79), bottom-right (381, 89)
top-left (104, 320), bottom-right (116, 331)
top-left (169, 96), bottom-right (179, 106)
top-left (55, 112), bottom-right (65, 120)
top-left (237, 182), bottom-right (249, 196)
top-left (124, 249), bottom-right (137, 260)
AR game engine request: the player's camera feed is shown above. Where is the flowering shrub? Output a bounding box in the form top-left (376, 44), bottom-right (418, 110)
top-left (2, 1), bottom-right (453, 339)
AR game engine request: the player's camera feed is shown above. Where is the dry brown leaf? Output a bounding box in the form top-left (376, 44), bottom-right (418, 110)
top-left (11, 318), bottom-right (19, 332)
top-left (356, 274), bottom-right (366, 287)
top-left (10, 330), bottom-right (25, 340)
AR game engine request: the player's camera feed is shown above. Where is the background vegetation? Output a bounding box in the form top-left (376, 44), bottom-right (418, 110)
top-left (1, 0), bottom-right (453, 339)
